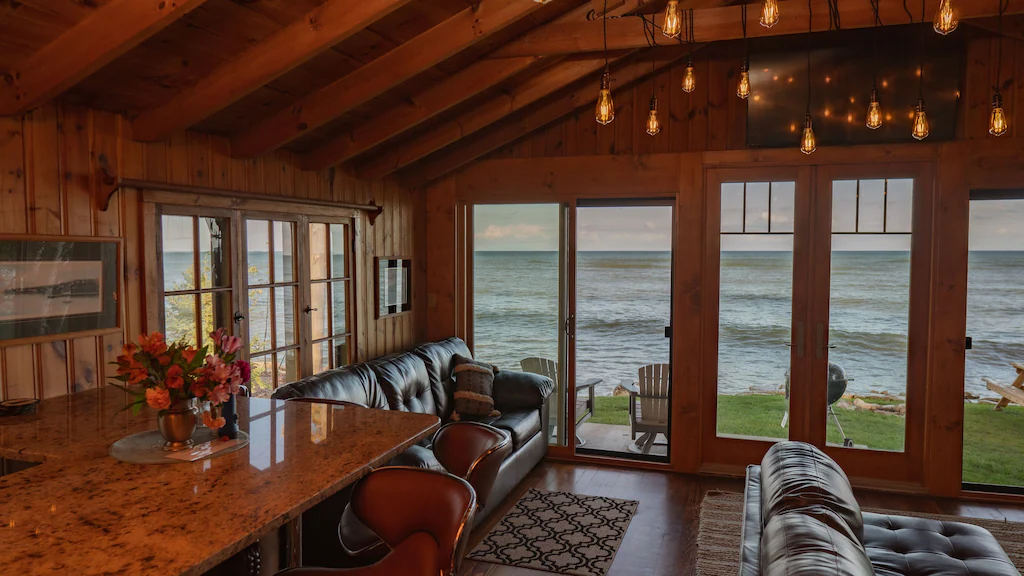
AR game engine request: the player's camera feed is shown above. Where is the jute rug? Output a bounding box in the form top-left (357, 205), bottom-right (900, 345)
top-left (468, 488), bottom-right (639, 576)
top-left (697, 491), bottom-right (1024, 576)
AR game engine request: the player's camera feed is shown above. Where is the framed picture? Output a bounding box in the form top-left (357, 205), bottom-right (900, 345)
top-left (0, 236), bottom-right (121, 343)
top-left (376, 257), bottom-right (411, 318)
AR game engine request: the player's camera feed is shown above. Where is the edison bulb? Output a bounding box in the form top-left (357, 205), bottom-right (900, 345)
top-left (646, 97), bottom-right (661, 136)
top-left (662, 0), bottom-right (682, 38)
top-left (933, 0), bottom-right (957, 35)
top-left (595, 74), bottom-right (614, 125)
top-left (866, 89), bottom-right (882, 130)
top-left (760, 0), bottom-right (780, 28)
top-left (912, 100), bottom-right (929, 140)
top-left (990, 93), bottom-right (1008, 136)
top-left (682, 62), bottom-right (696, 93)
top-left (737, 65), bottom-right (751, 99)
top-left (800, 115), bottom-right (816, 154)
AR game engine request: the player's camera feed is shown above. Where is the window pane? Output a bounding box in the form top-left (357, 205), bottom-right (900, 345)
top-left (162, 215), bottom-right (194, 291)
top-left (275, 286), bottom-right (296, 346)
top-left (771, 182), bottom-right (796, 233)
top-left (330, 224), bottom-right (347, 278)
top-left (247, 220), bottom-right (270, 285)
top-left (199, 217), bottom-right (230, 289)
top-left (273, 221), bottom-right (294, 283)
top-left (832, 180), bottom-right (858, 233)
top-left (311, 283), bottom-right (329, 340)
top-left (332, 281), bottom-right (347, 335)
top-left (278, 349), bottom-right (298, 387)
top-left (312, 341), bottom-right (330, 374)
top-left (249, 289), bottom-right (271, 353)
top-left (250, 354), bottom-right (274, 398)
top-left (744, 182), bottom-right (770, 233)
top-left (721, 183), bottom-right (744, 233)
top-left (201, 292), bottom-right (233, 346)
top-left (334, 337), bottom-right (349, 366)
top-left (310, 223), bottom-right (328, 281)
top-left (886, 179), bottom-right (914, 233)
top-left (164, 294), bottom-right (196, 345)
top-left (858, 179), bottom-right (886, 233)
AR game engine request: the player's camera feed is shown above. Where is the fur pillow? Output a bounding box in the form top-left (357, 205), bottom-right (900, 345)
top-left (450, 354), bottom-right (500, 421)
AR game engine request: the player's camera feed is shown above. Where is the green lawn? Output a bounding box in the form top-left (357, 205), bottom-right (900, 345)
top-left (589, 394), bottom-right (1024, 486)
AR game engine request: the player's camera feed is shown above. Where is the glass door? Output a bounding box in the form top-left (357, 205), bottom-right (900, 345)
top-left (963, 190), bottom-right (1024, 492)
top-left (573, 201), bottom-right (674, 462)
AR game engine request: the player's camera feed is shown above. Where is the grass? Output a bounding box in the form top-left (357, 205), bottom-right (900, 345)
top-left (589, 394), bottom-right (1024, 486)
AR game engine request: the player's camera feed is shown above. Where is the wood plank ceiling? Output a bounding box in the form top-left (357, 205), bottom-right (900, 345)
top-left (1, 0), bottom-right (1020, 186)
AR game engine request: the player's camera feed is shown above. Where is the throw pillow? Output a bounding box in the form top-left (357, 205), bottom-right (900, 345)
top-left (451, 354), bottom-right (500, 421)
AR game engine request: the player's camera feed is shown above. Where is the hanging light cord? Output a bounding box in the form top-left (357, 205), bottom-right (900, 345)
top-left (641, 11), bottom-right (657, 85)
top-left (686, 8), bottom-right (696, 59)
top-left (806, 0), bottom-right (812, 115)
top-left (827, 0), bottom-right (841, 30)
top-left (918, 0), bottom-right (925, 98)
top-left (603, 0), bottom-right (609, 75)
top-left (741, 3), bottom-right (749, 65)
top-left (996, 0), bottom-right (1009, 93)
top-left (869, 0), bottom-right (881, 89)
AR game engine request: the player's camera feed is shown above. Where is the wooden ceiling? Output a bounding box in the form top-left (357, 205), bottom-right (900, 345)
top-left (1, 0), bottom-right (1020, 185)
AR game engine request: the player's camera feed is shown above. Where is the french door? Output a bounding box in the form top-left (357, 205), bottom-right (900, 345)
top-left (703, 164), bottom-right (932, 484)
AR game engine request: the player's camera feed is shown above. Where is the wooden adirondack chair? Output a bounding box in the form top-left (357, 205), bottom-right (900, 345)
top-left (520, 357), bottom-right (600, 446)
top-left (623, 363), bottom-right (671, 454)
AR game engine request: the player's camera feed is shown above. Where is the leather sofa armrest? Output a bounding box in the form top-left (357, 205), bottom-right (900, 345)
top-left (740, 465), bottom-right (763, 576)
top-left (492, 370), bottom-right (554, 412)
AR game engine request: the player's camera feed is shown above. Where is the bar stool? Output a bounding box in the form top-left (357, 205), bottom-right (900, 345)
top-left (277, 466), bottom-right (476, 576)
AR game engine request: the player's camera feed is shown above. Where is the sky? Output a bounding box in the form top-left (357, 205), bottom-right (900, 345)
top-left (472, 183), bottom-right (1023, 252)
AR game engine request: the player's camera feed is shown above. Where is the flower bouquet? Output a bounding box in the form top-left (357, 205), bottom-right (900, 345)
top-left (110, 328), bottom-right (250, 450)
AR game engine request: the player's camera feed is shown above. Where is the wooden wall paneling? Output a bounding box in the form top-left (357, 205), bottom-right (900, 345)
top-left (166, 131), bottom-right (191, 185)
top-left (71, 336), bottom-right (99, 393)
top-left (93, 110), bottom-right (120, 237)
top-left (3, 346), bottom-right (37, 399)
top-left (0, 116), bottom-right (28, 234)
top-left (119, 117), bottom-right (146, 339)
top-left (62, 106), bottom-right (93, 236)
top-left (375, 179), bottom-right (388, 356)
top-left (26, 104), bottom-right (62, 235)
top-left (1015, 40), bottom-right (1024, 138)
top-left (689, 57), bottom-right (710, 152)
top-left (727, 59), bottom-right (747, 150)
top-left (209, 135), bottom-right (232, 190)
top-left (614, 84), bottom-right (634, 155)
top-left (580, 103), bottom-right (600, 155)
top-left (653, 67), bottom-right (674, 154)
top-left (996, 34), bottom-right (1017, 138)
top-left (425, 176), bottom-right (457, 342)
top-left (37, 340), bottom-right (70, 398)
top-left (707, 58), bottom-right (730, 151)
top-left (965, 37), bottom-right (993, 140)
top-left (634, 81), bottom-right (653, 156)
top-left (187, 131), bottom-right (212, 188)
top-left (100, 332), bottom-right (125, 391)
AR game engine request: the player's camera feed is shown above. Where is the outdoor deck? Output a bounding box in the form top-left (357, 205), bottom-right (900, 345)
top-left (577, 422), bottom-right (669, 457)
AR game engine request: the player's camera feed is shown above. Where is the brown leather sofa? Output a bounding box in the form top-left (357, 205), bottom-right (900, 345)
top-left (741, 441), bottom-right (1020, 576)
top-left (272, 337), bottom-right (553, 527)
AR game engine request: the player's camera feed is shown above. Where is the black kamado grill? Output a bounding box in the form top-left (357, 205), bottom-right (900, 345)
top-left (783, 361), bottom-right (855, 447)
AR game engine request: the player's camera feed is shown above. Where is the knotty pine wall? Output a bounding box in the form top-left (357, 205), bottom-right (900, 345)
top-left (484, 36), bottom-right (1023, 159)
top-left (0, 103), bottom-right (424, 401)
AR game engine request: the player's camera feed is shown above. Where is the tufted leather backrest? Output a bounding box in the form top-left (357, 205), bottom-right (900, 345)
top-left (760, 441), bottom-right (864, 544)
top-left (367, 352), bottom-right (437, 416)
top-left (760, 512), bottom-right (875, 576)
top-left (413, 337), bottom-right (472, 419)
top-left (270, 363), bottom-right (389, 409)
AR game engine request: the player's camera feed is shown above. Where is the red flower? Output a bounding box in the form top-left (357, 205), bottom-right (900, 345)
top-left (165, 365), bottom-right (185, 389)
top-left (234, 360), bottom-right (251, 383)
top-left (156, 354), bottom-right (172, 366)
top-left (138, 332), bottom-right (167, 355)
top-left (182, 346), bottom-right (198, 364)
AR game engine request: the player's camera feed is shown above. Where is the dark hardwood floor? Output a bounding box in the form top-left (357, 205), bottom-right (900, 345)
top-left (459, 461), bottom-right (1024, 576)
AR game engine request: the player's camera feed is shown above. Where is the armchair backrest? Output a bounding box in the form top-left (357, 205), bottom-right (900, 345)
top-left (520, 357), bottom-right (558, 388)
top-left (638, 364), bottom-right (671, 425)
top-left (433, 422), bottom-right (512, 509)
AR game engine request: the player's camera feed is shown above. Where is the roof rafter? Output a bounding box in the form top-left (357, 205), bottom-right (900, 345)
top-left (402, 47), bottom-right (690, 185)
top-left (490, 0), bottom-right (1024, 58)
top-left (0, 0), bottom-right (208, 117)
top-left (231, 0), bottom-right (550, 159)
top-left (131, 0), bottom-right (414, 142)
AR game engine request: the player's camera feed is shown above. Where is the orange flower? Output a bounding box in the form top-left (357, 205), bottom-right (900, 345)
top-left (182, 347), bottom-right (198, 364)
top-left (138, 332), bottom-right (167, 355)
top-left (165, 365), bottom-right (185, 389)
top-left (129, 366), bottom-right (149, 385)
top-left (202, 411), bottom-right (226, 430)
top-left (156, 354), bottom-right (172, 366)
top-left (145, 387), bottom-right (171, 410)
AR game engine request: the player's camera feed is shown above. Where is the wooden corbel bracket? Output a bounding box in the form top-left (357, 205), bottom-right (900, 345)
top-left (97, 165), bottom-right (119, 212)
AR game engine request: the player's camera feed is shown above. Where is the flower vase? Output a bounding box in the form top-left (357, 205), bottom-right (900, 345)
top-left (158, 399), bottom-right (198, 451)
top-left (218, 394), bottom-right (239, 439)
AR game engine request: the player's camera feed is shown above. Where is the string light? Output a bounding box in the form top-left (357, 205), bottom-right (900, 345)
top-left (737, 4), bottom-right (751, 99)
top-left (662, 0), bottom-right (682, 38)
top-left (595, 0), bottom-right (614, 125)
top-left (990, 0), bottom-right (1009, 136)
top-left (760, 0), bottom-right (780, 27)
top-left (646, 96), bottom-right (661, 135)
top-left (933, 0), bottom-right (958, 35)
top-left (800, 0), bottom-right (815, 154)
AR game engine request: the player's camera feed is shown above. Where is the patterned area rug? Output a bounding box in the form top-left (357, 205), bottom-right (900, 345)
top-left (468, 488), bottom-right (639, 576)
top-left (696, 491), bottom-right (1024, 576)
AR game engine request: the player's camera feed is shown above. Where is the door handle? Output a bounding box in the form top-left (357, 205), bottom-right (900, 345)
top-left (233, 312), bottom-right (245, 324)
top-left (303, 306), bottom-right (318, 314)
top-left (664, 326), bottom-right (671, 338)
top-left (564, 314), bottom-right (575, 338)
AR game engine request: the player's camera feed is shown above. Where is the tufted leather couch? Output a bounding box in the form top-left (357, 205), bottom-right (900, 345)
top-left (740, 442), bottom-right (1020, 576)
top-left (272, 337), bottom-right (553, 528)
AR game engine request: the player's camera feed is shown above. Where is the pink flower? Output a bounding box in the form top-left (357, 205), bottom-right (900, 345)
top-left (145, 387), bottom-right (171, 410)
top-left (234, 360), bottom-right (251, 383)
top-left (220, 334), bottom-right (242, 356)
top-left (203, 411), bottom-right (226, 430)
top-left (208, 383), bottom-right (231, 405)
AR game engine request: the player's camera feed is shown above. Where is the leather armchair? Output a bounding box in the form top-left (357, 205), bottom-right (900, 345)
top-left (277, 467), bottom-right (476, 576)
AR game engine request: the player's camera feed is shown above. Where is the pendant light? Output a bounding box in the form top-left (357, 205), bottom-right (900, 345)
top-left (681, 8), bottom-right (696, 93)
top-left (800, 0), bottom-right (815, 154)
top-left (865, 0), bottom-right (883, 129)
top-left (760, 0), bottom-right (780, 28)
top-left (737, 4), bottom-right (751, 99)
top-left (595, 0), bottom-right (614, 125)
top-left (646, 96), bottom-right (662, 135)
top-left (990, 0), bottom-right (1009, 136)
top-left (663, 0), bottom-right (682, 38)
top-left (912, 0), bottom-right (929, 140)
top-left (641, 17), bottom-right (660, 136)
top-left (933, 0), bottom-right (958, 35)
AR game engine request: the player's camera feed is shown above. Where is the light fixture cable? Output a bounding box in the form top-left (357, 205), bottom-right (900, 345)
top-left (800, 0), bottom-right (816, 153)
top-left (991, 0), bottom-right (1010, 135)
top-left (738, 3), bottom-right (751, 99)
top-left (866, 0), bottom-right (883, 128)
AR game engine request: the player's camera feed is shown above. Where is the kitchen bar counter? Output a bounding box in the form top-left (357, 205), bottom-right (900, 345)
top-left (0, 387), bottom-right (440, 575)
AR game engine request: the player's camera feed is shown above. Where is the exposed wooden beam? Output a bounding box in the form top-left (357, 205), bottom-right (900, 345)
top-left (489, 0), bottom-right (1024, 57)
top-left (231, 0), bottom-right (548, 159)
top-left (355, 50), bottom-right (653, 180)
top-left (300, 2), bottom-right (599, 170)
top-left (300, 56), bottom-right (540, 170)
top-left (131, 0), bottom-right (413, 142)
top-left (966, 16), bottom-right (1024, 43)
top-left (402, 48), bottom-right (688, 185)
top-left (0, 0), bottom-right (208, 117)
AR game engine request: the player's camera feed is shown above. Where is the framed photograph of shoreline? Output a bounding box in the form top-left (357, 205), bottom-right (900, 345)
top-left (0, 236), bottom-right (121, 344)
top-left (375, 257), bottom-right (411, 318)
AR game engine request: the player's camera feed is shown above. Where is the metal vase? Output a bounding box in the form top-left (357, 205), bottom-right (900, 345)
top-left (158, 399), bottom-right (198, 451)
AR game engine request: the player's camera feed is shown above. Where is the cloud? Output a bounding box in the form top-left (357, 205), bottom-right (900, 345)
top-left (761, 211), bottom-right (792, 224)
top-left (645, 221), bottom-right (657, 230)
top-left (997, 227), bottom-right (1008, 235)
top-left (478, 224), bottom-right (549, 241)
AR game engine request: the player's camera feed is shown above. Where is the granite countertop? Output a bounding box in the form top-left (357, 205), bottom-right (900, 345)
top-left (0, 387), bottom-right (440, 575)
